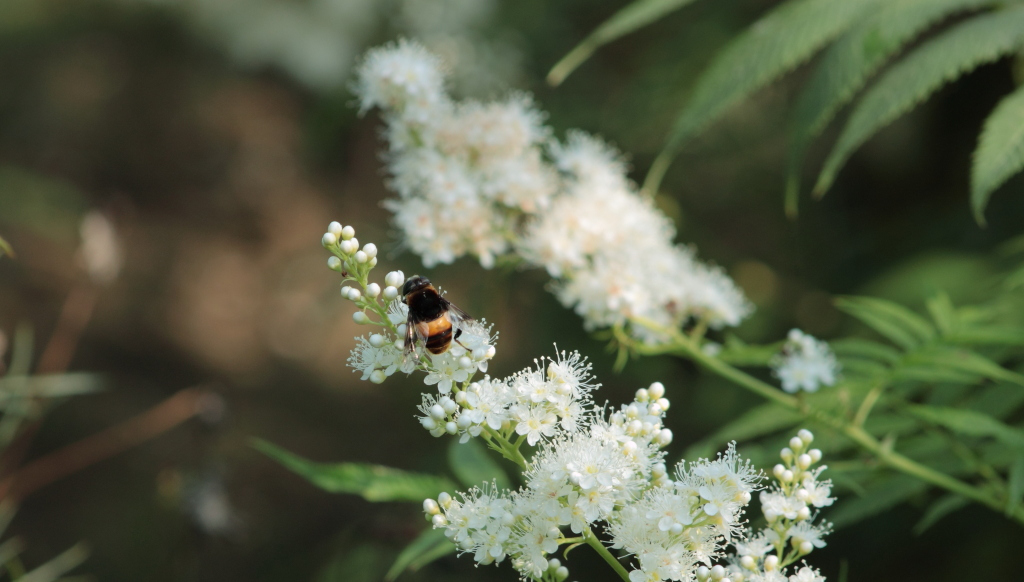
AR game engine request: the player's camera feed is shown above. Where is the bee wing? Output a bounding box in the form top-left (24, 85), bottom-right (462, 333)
top-left (441, 298), bottom-right (474, 328)
top-left (403, 316), bottom-right (420, 355)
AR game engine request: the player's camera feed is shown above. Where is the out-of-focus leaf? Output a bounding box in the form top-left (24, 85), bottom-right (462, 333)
top-left (19, 543), bottom-right (89, 582)
top-left (254, 440), bottom-right (455, 502)
top-left (828, 475), bottom-right (928, 528)
top-left (831, 337), bottom-right (902, 363)
top-left (715, 336), bottom-right (782, 366)
top-left (947, 326), bottom-right (1024, 346)
top-left (913, 494), bottom-right (969, 534)
top-left (0, 234), bottom-right (12, 259)
top-left (448, 438), bottom-right (512, 491)
top-left (684, 403), bottom-right (803, 460)
top-left (1007, 451), bottom-right (1024, 515)
top-left (547, 0), bottom-right (703, 85)
top-left (925, 292), bottom-right (958, 336)
top-left (648, 0), bottom-right (879, 192)
top-left (906, 405), bottom-right (1024, 448)
top-left (0, 373), bottom-right (104, 400)
top-left (904, 346), bottom-right (1024, 387)
top-left (892, 365), bottom-right (980, 385)
top-left (968, 383), bottom-right (1024, 420)
top-left (835, 296), bottom-right (934, 349)
top-left (385, 527), bottom-right (455, 581)
top-left (785, 0), bottom-right (994, 214)
top-left (0, 166), bottom-right (87, 244)
top-left (972, 83), bottom-right (1024, 224)
top-left (814, 7), bottom-right (1024, 196)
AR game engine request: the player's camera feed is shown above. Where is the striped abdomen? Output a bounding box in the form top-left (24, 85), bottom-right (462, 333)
top-left (416, 315), bottom-right (454, 354)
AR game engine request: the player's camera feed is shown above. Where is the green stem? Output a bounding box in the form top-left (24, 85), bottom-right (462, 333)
top-left (627, 316), bottom-right (1024, 525)
top-left (483, 427), bottom-right (528, 470)
top-left (852, 382), bottom-right (886, 428)
top-left (583, 527), bottom-right (631, 582)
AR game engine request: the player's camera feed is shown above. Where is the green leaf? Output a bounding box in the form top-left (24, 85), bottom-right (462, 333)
top-left (0, 234), bottom-right (13, 259)
top-left (715, 336), bottom-right (783, 366)
top-left (972, 83), bottom-right (1024, 223)
top-left (913, 494), bottom-right (969, 534)
top-left (19, 543), bottom-right (89, 582)
top-left (684, 403), bottom-right (804, 460)
top-left (447, 438), bottom-right (512, 491)
top-left (785, 0), bottom-right (996, 213)
top-left (254, 439), bottom-right (455, 502)
top-left (835, 296), bottom-right (934, 349)
top-left (830, 337), bottom-right (902, 364)
top-left (925, 292), bottom-right (958, 336)
top-left (905, 404), bottom-right (1024, 448)
top-left (547, 0), bottom-right (703, 86)
top-left (904, 346), bottom-right (1024, 387)
top-left (814, 6), bottom-right (1024, 196)
top-left (384, 528), bottom-right (455, 581)
top-left (0, 373), bottom-right (105, 400)
top-left (648, 0), bottom-right (879, 192)
top-left (947, 326), bottom-right (1024, 346)
top-left (828, 474), bottom-right (928, 528)
top-left (1007, 451), bottom-right (1024, 515)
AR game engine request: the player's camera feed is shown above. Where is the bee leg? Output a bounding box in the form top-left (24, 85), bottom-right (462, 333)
top-left (453, 328), bottom-right (470, 351)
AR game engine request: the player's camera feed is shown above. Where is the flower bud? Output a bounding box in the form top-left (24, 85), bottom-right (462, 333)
top-left (789, 436), bottom-right (804, 451)
top-left (657, 397), bottom-right (670, 411)
top-left (340, 225), bottom-right (355, 240)
top-left (419, 417), bottom-right (437, 430)
top-left (764, 555), bottom-right (779, 571)
top-left (472, 347), bottom-right (489, 360)
top-left (431, 514), bottom-right (447, 527)
top-left (656, 428), bottom-right (673, 446)
top-left (555, 566), bottom-right (569, 581)
top-left (781, 470), bottom-right (794, 483)
top-left (800, 541), bottom-right (813, 554)
top-left (445, 421), bottom-right (457, 435)
top-left (809, 448), bottom-right (823, 463)
top-left (429, 404), bottom-right (446, 420)
top-left (327, 256), bottom-right (342, 271)
top-left (369, 370), bottom-right (386, 384)
top-left (346, 288), bottom-right (362, 301)
top-left (459, 356), bottom-right (474, 369)
top-left (354, 251), bottom-right (368, 264)
top-left (385, 271), bottom-right (403, 287)
top-left (423, 498), bottom-right (440, 515)
top-left (362, 243), bottom-right (378, 258)
top-left (648, 381), bottom-right (665, 399)
top-left (773, 464), bottom-right (786, 479)
top-left (322, 232), bottom-right (337, 247)
top-left (697, 566), bottom-right (710, 581)
top-left (353, 312), bottom-right (369, 324)
top-left (780, 447), bottom-right (794, 463)
top-left (548, 559), bottom-right (561, 571)
top-left (441, 398), bottom-right (458, 415)
top-left (797, 506), bottom-right (811, 521)
top-left (797, 453), bottom-right (812, 469)
top-left (456, 415), bottom-right (472, 429)
top-left (454, 391), bottom-right (468, 406)
top-left (369, 334), bottom-right (386, 348)
top-left (365, 283), bottom-right (381, 298)
top-left (648, 403), bottom-right (663, 416)
top-left (669, 523), bottom-right (683, 535)
top-left (339, 239), bottom-right (356, 255)
top-left (740, 556), bottom-right (755, 570)
top-left (384, 286), bottom-right (399, 300)
top-left (634, 388), bottom-right (649, 402)
top-left (798, 429), bottom-right (814, 444)
top-left (710, 565), bottom-right (726, 580)
top-left (652, 463), bottom-right (666, 478)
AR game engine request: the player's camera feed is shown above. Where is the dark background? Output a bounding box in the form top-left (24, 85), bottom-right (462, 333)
top-left (0, 0), bottom-right (1021, 580)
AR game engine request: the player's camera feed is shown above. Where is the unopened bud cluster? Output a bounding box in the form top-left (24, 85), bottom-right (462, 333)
top-left (323, 221), bottom-right (496, 388)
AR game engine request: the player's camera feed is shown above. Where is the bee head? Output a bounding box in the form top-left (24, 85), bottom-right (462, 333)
top-left (402, 275), bottom-right (431, 299)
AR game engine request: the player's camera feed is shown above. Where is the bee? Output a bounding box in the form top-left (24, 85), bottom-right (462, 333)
top-left (402, 275), bottom-right (473, 356)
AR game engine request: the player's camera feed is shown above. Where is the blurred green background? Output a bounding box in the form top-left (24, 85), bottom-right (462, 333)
top-left (0, 0), bottom-right (1021, 580)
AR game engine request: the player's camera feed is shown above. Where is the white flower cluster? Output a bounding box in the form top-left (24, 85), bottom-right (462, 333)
top-left (322, 221), bottom-right (497, 387)
top-left (725, 430), bottom-right (832, 582)
top-left (353, 41), bottom-right (752, 343)
top-left (424, 380), bottom-right (677, 579)
top-left (771, 330), bottom-right (840, 394)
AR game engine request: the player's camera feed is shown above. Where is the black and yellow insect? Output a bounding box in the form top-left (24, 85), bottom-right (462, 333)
top-left (402, 275), bottom-right (473, 355)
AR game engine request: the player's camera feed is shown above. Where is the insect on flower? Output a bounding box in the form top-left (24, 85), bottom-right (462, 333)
top-left (402, 275), bottom-right (473, 355)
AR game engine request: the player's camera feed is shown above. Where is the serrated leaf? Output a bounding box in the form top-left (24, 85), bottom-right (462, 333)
top-left (913, 494), bottom-right (969, 534)
top-left (828, 475), bottom-right (928, 528)
top-left (683, 403), bottom-right (803, 460)
top-left (785, 0), bottom-right (995, 213)
top-left (906, 404), bottom-right (1024, 448)
top-left (649, 0), bottom-right (879, 192)
top-left (814, 6), bottom-right (1024, 196)
top-left (835, 296), bottom-right (934, 349)
top-left (254, 440), bottom-right (455, 502)
top-left (385, 527), bottom-right (455, 581)
top-left (447, 438), bottom-right (512, 491)
top-left (1008, 451), bottom-right (1024, 515)
top-left (972, 83), bottom-right (1024, 223)
top-left (547, 0), bottom-right (702, 85)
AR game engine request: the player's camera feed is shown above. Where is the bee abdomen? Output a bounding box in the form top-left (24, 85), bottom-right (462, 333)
top-left (422, 318), bottom-right (454, 354)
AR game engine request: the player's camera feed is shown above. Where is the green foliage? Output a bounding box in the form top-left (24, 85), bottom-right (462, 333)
top-left (828, 475), bottom-right (928, 528)
top-left (814, 6), bottom-right (1024, 197)
top-left (447, 438), bottom-right (512, 490)
top-left (253, 439), bottom-right (456, 502)
top-left (913, 494), bottom-right (969, 534)
top-left (0, 235), bottom-right (12, 259)
top-left (905, 405), bottom-right (1024, 448)
top-left (385, 528), bottom-right (455, 582)
top-left (785, 0), bottom-right (995, 214)
top-left (972, 84), bottom-right (1024, 224)
top-left (647, 0), bottom-right (879, 192)
top-left (547, 0), bottom-right (703, 86)
top-left (683, 402), bottom-right (803, 460)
